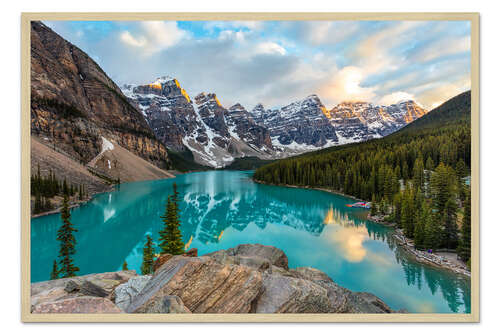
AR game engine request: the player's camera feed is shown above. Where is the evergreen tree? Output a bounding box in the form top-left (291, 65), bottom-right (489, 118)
top-left (401, 188), bottom-right (415, 238)
top-left (56, 195), bottom-right (79, 278)
top-left (141, 235), bottom-right (154, 275)
top-left (158, 184), bottom-right (185, 255)
top-left (414, 201), bottom-right (430, 249)
top-left (122, 260), bottom-right (129, 271)
top-left (370, 194), bottom-right (378, 216)
top-left (442, 197), bottom-right (459, 249)
top-left (458, 191), bottom-right (472, 261)
top-left (424, 216), bottom-right (441, 250)
top-left (50, 260), bottom-right (59, 280)
top-left (412, 157), bottom-right (425, 191)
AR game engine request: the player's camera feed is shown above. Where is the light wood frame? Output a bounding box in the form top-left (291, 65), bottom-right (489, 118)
top-left (20, 12), bottom-right (480, 323)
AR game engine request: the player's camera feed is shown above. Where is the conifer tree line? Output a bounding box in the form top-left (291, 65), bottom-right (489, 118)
top-left (254, 92), bottom-right (472, 262)
top-left (31, 163), bottom-right (88, 214)
top-left (141, 183), bottom-right (185, 275)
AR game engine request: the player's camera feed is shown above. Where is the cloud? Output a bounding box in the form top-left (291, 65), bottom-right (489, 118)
top-left (410, 35), bottom-right (470, 63)
top-left (319, 66), bottom-right (376, 104)
top-left (120, 21), bottom-right (187, 55)
top-left (120, 31), bottom-right (147, 47)
top-left (352, 21), bottom-right (424, 74)
top-left (45, 20), bottom-right (471, 111)
top-left (414, 76), bottom-right (471, 110)
top-left (292, 21), bottom-right (360, 45)
top-left (378, 91), bottom-right (416, 105)
top-left (255, 42), bottom-right (287, 55)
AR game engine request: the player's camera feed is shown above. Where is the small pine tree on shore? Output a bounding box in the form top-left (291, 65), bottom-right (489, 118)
top-left (56, 195), bottom-right (79, 278)
top-left (158, 183), bottom-right (184, 255)
top-left (141, 235), bottom-right (154, 275)
top-left (122, 260), bottom-right (129, 271)
top-left (50, 260), bottom-right (59, 280)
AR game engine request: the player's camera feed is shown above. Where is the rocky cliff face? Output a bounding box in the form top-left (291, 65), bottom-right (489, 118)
top-left (328, 100), bottom-right (427, 142)
top-left (123, 78), bottom-right (274, 168)
top-left (31, 244), bottom-right (405, 314)
top-left (250, 95), bottom-right (339, 154)
top-left (30, 21), bottom-right (169, 169)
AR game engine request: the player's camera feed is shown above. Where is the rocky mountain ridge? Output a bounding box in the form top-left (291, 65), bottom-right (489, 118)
top-left (123, 78), bottom-right (275, 168)
top-left (124, 77), bottom-right (427, 168)
top-left (31, 244), bottom-right (405, 314)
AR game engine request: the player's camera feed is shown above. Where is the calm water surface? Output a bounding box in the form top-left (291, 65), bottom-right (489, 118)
top-left (31, 171), bottom-right (470, 313)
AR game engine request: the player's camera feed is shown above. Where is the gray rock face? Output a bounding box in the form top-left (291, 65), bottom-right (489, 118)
top-left (251, 95), bottom-right (338, 152)
top-left (113, 275), bottom-right (152, 311)
top-left (134, 295), bottom-right (191, 314)
top-left (123, 78), bottom-right (274, 168)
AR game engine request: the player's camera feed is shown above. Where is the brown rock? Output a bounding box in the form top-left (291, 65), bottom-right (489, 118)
top-left (153, 248), bottom-right (198, 272)
top-left (185, 248), bottom-right (198, 257)
top-left (128, 256), bottom-right (262, 313)
top-left (207, 244), bottom-right (289, 270)
top-left (134, 295), bottom-right (191, 314)
top-left (153, 253), bottom-right (173, 272)
top-left (255, 273), bottom-right (333, 313)
top-left (32, 296), bottom-right (122, 313)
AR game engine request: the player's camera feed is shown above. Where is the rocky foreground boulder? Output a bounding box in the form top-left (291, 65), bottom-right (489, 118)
top-left (31, 244), bottom-right (405, 314)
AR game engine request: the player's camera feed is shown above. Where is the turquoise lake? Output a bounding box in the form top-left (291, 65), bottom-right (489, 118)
top-left (31, 170), bottom-right (470, 313)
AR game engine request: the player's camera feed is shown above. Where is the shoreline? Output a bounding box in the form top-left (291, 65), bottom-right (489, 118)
top-left (253, 178), bottom-right (471, 278)
top-left (30, 186), bottom-right (114, 219)
top-left (31, 169), bottom-right (183, 219)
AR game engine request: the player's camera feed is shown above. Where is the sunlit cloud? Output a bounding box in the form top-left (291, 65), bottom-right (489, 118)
top-left (319, 66), bottom-right (376, 104)
top-left (378, 91), bottom-right (417, 105)
top-left (44, 20), bottom-right (471, 110)
top-left (120, 21), bottom-right (188, 55)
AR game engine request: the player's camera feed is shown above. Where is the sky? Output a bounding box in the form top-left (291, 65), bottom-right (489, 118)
top-left (44, 20), bottom-right (471, 110)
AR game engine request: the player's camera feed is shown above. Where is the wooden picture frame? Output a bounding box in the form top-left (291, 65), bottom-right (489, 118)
top-left (21, 12), bottom-right (480, 322)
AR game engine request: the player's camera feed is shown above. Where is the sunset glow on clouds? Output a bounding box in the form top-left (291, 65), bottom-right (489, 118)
top-left (45, 20), bottom-right (470, 110)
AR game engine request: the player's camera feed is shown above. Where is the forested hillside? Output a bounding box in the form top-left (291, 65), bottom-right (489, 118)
top-left (254, 91), bottom-right (472, 262)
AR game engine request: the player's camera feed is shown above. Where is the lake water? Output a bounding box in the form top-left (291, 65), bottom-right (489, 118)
top-left (31, 171), bottom-right (470, 313)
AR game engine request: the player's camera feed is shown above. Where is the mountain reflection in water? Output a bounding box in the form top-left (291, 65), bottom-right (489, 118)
top-left (31, 171), bottom-right (470, 313)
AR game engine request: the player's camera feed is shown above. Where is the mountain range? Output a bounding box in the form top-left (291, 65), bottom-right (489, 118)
top-left (30, 19), bottom-right (429, 191)
top-left (123, 77), bottom-right (427, 168)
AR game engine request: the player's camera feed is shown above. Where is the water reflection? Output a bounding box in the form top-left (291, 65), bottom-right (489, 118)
top-left (31, 171), bottom-right (470, 313)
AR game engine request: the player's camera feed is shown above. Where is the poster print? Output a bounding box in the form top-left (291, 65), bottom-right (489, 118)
top-left (21, 13), bottom-right (479, 322)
